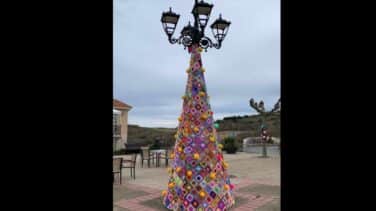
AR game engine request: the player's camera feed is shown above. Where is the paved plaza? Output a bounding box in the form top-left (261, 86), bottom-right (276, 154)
top-left (114, 152), bottom-right (280, 211)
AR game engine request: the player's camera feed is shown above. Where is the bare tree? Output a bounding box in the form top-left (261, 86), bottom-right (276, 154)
top-left (249, 98), bottom-right (280, 157)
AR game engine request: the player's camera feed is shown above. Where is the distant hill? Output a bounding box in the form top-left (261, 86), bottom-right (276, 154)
top-left (127, 125), bottom-right (176, 146)
top-left (127, 112), bottom-right (280, 146)
top-left (215, 113), bottom-right (280, 138)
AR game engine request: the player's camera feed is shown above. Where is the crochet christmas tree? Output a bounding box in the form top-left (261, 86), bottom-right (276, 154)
top-left (162, 44), bottom-right (235, 210)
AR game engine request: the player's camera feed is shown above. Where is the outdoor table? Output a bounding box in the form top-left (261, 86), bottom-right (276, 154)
top-left (113, 155), bottom-right (133, 163)
top-left (150, 149), bottom-right (166, 167)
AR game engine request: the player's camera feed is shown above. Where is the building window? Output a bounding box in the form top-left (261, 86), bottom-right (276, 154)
top-left (113, 113), bottom-right (121, 137)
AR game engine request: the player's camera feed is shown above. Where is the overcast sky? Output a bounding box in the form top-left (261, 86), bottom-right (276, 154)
top-left (114, 0), bottom-right (280, 128)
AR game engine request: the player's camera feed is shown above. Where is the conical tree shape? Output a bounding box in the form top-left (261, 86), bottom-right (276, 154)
top-left (162, 45), bottom-right (235, 210)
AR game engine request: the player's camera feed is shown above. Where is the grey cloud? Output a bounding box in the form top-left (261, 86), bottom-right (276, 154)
top-left (115, 0), bottom-right (280, 127)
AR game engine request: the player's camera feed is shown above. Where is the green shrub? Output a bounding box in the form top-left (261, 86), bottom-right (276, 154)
top-left (267, 136), bottom-right (275, 144)
top-left (149, 140), bottom-right (161, 150)
top-left (222, 137), bottom-right (239, 154)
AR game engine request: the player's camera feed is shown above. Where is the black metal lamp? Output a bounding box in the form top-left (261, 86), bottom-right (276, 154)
top-left (192, 0), bottom-right (214, 30)
top-left (180, 22), bottom-right (195, 46)
top-left (161, 0), bottom-right (231, 51)
top-left (181, 22), bottom-right (195, 37)
top-left (210, 14), bottom-right (231, 44)
top-left (161, 7), bottom-right (180, 39)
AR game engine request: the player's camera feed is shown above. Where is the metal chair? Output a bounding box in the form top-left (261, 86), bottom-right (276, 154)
top-left (159, 148), bottom-right (174, 167)
top-left (140, 146), bottom-right (155, 168)
top-left (113, 157), bottom-right (123, 184)
top-left (122, 154), bottom-right (137, 179)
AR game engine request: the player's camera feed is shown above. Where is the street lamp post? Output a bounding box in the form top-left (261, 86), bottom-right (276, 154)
top-left (249, 98), bottom-right (280, 158)
top-left (160, 1), bottom-right (235, 210)
top-left (161, 0), bottom-right (231, 51)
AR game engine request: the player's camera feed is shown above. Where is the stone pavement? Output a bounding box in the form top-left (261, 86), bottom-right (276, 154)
top-left (114, 152), bottom-right (280, 211)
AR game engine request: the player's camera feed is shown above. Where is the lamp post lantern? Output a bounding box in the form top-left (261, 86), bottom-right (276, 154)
top-left (160, 1), bottom-right (235, 210)
top-left (161, 0), bottom-right (231, 51)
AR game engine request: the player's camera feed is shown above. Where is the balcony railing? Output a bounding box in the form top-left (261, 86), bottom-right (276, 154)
top-left (113, 125), bottom-right (121, 137)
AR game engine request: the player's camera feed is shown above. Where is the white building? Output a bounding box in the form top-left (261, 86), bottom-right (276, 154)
top-left (113, 99), bottom-right (132, 152)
